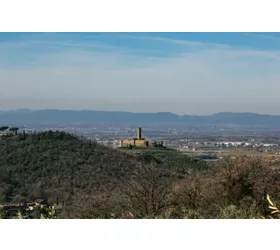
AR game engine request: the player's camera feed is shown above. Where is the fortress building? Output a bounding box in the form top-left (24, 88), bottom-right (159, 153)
top-left (119, 127), bottom-right (149, 148)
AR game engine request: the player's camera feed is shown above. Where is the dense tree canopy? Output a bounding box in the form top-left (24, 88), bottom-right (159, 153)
top-left (1, 131), bottom-right (279, 219)
top-left (0, 131), bottom-right (208, 218)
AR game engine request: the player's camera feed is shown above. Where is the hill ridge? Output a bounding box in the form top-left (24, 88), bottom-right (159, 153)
top-left (1, 109), bottom-right (280, 127)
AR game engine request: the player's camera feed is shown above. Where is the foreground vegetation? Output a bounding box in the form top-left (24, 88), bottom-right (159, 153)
top-left (1, 131), bottom-right (280, 219)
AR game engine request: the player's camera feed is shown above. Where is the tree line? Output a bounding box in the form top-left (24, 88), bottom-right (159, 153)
top-left (0, 126), bottom-right (19, 135)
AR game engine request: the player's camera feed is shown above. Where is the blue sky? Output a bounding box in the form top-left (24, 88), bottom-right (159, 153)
top-left (1, 32), bottom-right (280, 115)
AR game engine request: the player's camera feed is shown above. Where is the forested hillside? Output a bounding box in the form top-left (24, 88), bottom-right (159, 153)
top-left (1, 131), bottom-right (280, 219)
top-left (0, 131), bottom-right (207, 218)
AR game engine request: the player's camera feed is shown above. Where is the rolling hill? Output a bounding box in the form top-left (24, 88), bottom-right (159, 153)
top-left (0, 131), bottom-right (207, 218)
top-left (1, 109), bottom-right (280, 128)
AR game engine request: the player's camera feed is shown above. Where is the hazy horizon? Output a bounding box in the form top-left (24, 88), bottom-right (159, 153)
top-left (0, 108), bottom-right (279, 117)
top-left (1, 32), bottom-right (280, 115)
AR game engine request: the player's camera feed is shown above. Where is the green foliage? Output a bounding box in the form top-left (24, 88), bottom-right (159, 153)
top-left (136, 150), bottom-right (209, 176)
top-left (1, 130), bottom-right (276, 219)
top-left (0, 126), bottom-right (9, 131)
top-left (17, 211), bottom-right (23, 219)
top-left (0, 132), bottom-right (133, 199)
top-left (0, 207), bottom-right (4, 219)
top-left (0, 131), bottom-right (208, 218)
top-left (48, 206), bottom-right (56, 218)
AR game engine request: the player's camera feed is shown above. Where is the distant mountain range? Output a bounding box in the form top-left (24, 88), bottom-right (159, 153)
top-left (1, 109), bottom-right (280, 128)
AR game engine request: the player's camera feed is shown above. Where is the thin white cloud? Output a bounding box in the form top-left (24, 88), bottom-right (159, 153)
top-left (1, 36), bottom-right (280, 114)
top-left (244, 32), bottom-right (280, 41)
top-left (120, 34), bottom-right (232, 49)
top-left (0, 39), bottom-right (116, 51)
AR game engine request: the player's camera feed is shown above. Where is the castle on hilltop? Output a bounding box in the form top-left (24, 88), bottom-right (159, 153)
top-left (119, 127), bottom-right (149, 148)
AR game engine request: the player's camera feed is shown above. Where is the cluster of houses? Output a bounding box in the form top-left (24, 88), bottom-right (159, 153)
top-left (0, 199), bottom-right (51, 219)
top-left (214, 142), bottom-right (279, 148)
